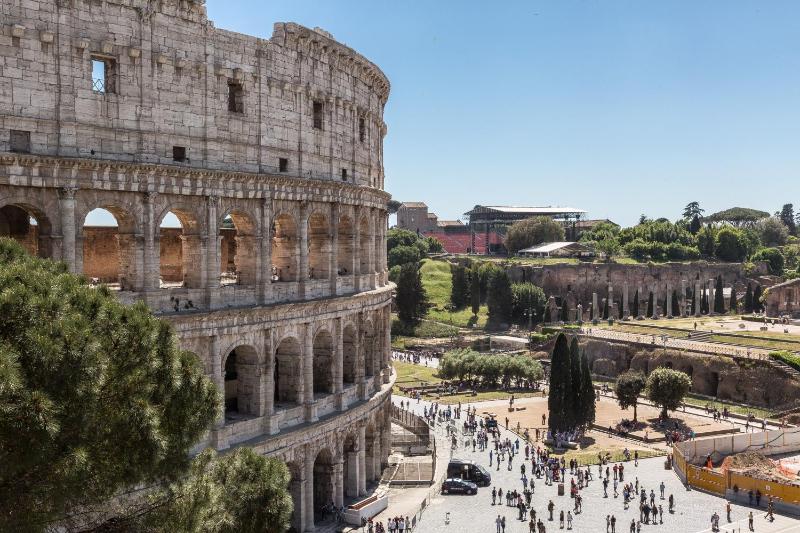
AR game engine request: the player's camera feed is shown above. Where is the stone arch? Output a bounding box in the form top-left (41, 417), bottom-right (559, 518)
top-left (286, 460), bottom-right (303, 532)
top-left (313, 329), bottom-right (334, 396)
top-left (79, 204), bottom-right (139, 290)
top-left (359, 215), bottom-right (370, 274)
top-left (0, 200), bottom-right (54, 258)
top-left (361, 319), bottom-right (376, 378)
top-left (219, 207), bottom-right (258, 286)
top-left (223, 345), bottom-right (260, 419)
top-left (337, 214), bottom-right (354, 276)
top-left (157, 204), bottom-right (203, 288)
top-left (342, 323), bottom-right (357, 385)
top-left (274, 336), bottom-right (301, 406)
top-left (272, 212), bottom-right (298, 282)
top-left (313, 448), bottom-right (335, 524)
top-left (307, 210), bottom-right (331, 280)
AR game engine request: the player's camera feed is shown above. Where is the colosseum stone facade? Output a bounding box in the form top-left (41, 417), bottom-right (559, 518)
top-left (1, 1), bottom-right (392, 530)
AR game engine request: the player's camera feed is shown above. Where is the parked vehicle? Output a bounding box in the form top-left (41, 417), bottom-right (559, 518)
top-left (446, 459), bottom-right (491, 486)
top-left (441, 478), bottom-right (478, 495)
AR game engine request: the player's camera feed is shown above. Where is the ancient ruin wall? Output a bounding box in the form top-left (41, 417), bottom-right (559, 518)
top-left (507, 261), bottom-right (764, 303)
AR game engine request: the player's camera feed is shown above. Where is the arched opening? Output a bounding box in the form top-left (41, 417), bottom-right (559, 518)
top-left (223, 345), bottom-right (259, 420)
top-left (337, 215), bottom-right (354, 276)
top-left (313, 448), bottom-right (334, 524)
top-left (362, 320), bottom-right (375, 378)
top-left (274, 337), bottom-right (301, 407)
top-left (271, 213), bottom-right (297, 282)
top-left (708, 371), bottom-right (720, 397)
top-left (286, 461), bottom-right (303, 532)
top-left (684, 365), bottom-right (694, 379)
top-left (313, 330), bottom-right (334, 396)
top-left (343, 433), bottom-right (359, 498)
top-left (0, 203), bottom-right (53, 258)
top-left (81, 207), bottom-right (137, 291)
top-left (359, 216), bottom-right (370, 274)
top-left (342, 324), bottom-right (357, 385)
top-left (159, 209), bottom-right (201, 289)
top-left (308, 212), bottom-right (330, 280)
top-left (220, 211), bottom-right (257, 286)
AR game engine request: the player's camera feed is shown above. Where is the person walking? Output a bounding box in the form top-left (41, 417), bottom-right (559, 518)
top-left (548, 500), bottom-right (555, 521)
top-left (559, 510), bottom-right (564, 529)
top-left (566, 511), bottom-right (572, 530)
top-left (748, 511), bottom-right (754, 531)
top-left (610, 514), bottom-right (616, 533)
top-left (659, 481), bottom-right (665, 499)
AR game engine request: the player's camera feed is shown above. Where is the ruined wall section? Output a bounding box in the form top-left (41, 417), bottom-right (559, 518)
top-left (0, 0), bottom-right (388, 187)
top-left (581, 338), bottom-right (800, 408)
top-left (507, 261), bottom-right (764, 303)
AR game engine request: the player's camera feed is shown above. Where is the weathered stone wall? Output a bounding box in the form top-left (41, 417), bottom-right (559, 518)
top-left (581, 337), bottom-right (800, 408)
top-left (507, 261), bottom-right (765, 303)
top-left (0, 1), bottom-right (388, 188)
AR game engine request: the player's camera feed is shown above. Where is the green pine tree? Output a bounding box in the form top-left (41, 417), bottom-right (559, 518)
top-left (729, 287), bottom-right (738, 314)
top-left (662, 291), bottom-right (668, 317)
top-left (753, 285), bottom-right (763, 313)
top-left (714, 275), bottom-right (725, 313)
top-left (487, 269), bottom-right (514, 325)
top-left (618, 297), bottom-right (624, 319)
top-left (470, 264), bottom-right (481, 316)
top-left (603, 297), bottom-right (610, 320)
top-left (450, 264), bottom-right (470, 309)
top-left (671, 290), bottom-right (680, 317)
top-left (632, 289), bottom-right (639, 317)
top-left (547, 334), bottom-right (572, 433)
top-left (647, 292), bottom-right (654, 317)
top-left (568, 337), bottom-right (582, 429)
top-left (397, 262), bottom-right (428, 326)
top-left (560, 298), bottom-right (570, 322)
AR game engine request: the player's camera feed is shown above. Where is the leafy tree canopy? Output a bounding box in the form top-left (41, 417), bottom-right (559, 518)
top-left (705, 207), bottom-right (770, 227)
top-left (504, 216), bottom-right (565, 254)
top-left (614, 371), bottom-right (647, 422)
top-left (646, 367), bottom-right (692, 419)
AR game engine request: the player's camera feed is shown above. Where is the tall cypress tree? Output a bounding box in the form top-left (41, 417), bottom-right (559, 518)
top-left (744, 283), bottom-right (753, 314)
top-left (579, 349), bottom-right (596, 427)
top-left (753, 284), bottom-right (763, 313)
top-left (568, 338), bottom-right (582, 430)
top-left (548, 334), bottom-right (572, 433)
top-left (662, 291), bottom-right (668, 317)
top-left (729, 287), bottom-right (738, 314)
top-left (714, 275), bottom-right (725, 313)
top-left (470, 264), bottom-right (481, 316)
top-left (632, 289), bottom-right (639, 317)
top-left (647, 292), bottom-right (654, 317)
top-left (618, 297), bottom-right (624, 320)
top-left (450, 264), bottom-right (469, 309)
top-left (561, 298), bottom-right (570, 322)
top-left (603, 297), bottom-right (610, 320)
top-left (671, 290), bottom-right (680, 317)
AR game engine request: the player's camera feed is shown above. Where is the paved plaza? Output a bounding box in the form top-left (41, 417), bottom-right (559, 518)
top-left (394, 398), bottom-right (800, 533)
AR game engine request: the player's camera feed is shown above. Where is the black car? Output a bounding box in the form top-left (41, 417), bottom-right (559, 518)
top-left (441, 478), bottom-right (478, 495)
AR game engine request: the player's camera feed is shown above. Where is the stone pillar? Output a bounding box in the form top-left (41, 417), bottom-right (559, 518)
top-left (368, 210), bottom-right (377, 289)
top-left (334, 317), bottom-right (344, 411)
top-left (346, 449), bottom-right (360, 498)
top-left (708, 280), bottom-right (715, 316)
top-left (680, 279), bottom-right (687, 317)
top-left (303, 323), bottom-right (317, 423)
top-left (622, 283), bottom-right (630, 319)
top-left (330, 203), bottom-right (339, 295)
top-left (651, 285), bottom-right (659, 319)
top-left (206, 196), bottom-right (220, 308)
top-left (260, 198), bottom-right (272, 304)
top-left (143, 192), bottom-right (159, 291)
top-left (58, 186), bottom-right (78, 272)
top-left (694, 282), bottom-right (702, 317)
top-left (354, 206), bottom-right (362, 292)
top-left (264, 329), bottom-right (277, 435)
top-left (666, 283), bottom-right (673, 318)
top-left (357, 425), bottom-right (367, 496)
top-left (304, 447), bottom-right (315, 532)
top-left (592, 292), bottom-right (598, 320)
top-left (637, 285), bottom-right (644, 319)
top-left (383, 306), bottom-right (392, 383)
top-left (298, 202), bottom-right (309, 299)
top-left (333, 458), bottom-right (344, 508)
top-left (608, 284), bottom-right (614, 318)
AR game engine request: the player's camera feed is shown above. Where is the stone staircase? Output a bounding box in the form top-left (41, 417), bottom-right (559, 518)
top-left (687, 330), bottom-right (713, 342)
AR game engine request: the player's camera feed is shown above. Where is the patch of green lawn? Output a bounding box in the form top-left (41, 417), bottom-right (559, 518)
top-left (419, 259), bottom-right (488, 329)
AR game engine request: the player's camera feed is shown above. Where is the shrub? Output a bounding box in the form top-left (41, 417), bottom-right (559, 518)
top-left (388, 244), bottom-right (421, 268)
top-left (751, 247), bottom-right (785, 275)
top-left (505, 216), bottom-right (565, 254)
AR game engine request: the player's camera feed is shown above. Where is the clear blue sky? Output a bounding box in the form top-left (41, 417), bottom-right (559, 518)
top-left (86, 1), bottom-right (800, 228)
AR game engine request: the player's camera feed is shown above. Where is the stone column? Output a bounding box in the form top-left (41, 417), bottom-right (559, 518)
top-left (58, 186), bottom-right (78, 272)
top-left (333, 458), bottom-right (344, 508)
top-left (708, 280), bottom-right (715, 316)
top-left (383, 306), bottom-right (392, 383)
top-left (608, 284), bottom-right (614, 318)
top-left (368, 210), bottom-right (377, 289)
top-left (206, 196), bottom-right (220, 296)
top-left (330, 203), bottom-right (339, 295)
top-left (694, 282), bottom-right (702, 316)
top-left (334, 317), bottom-right (344, 411)
top-left (303, 447), bottom-right (315, 532)
top-left (298, 202), bottom-right (309, 299)
top-left (346, 449), bottom-right (360, 498)
top-left (680, 279), bottom-right (687, 317)
top-left (651, 285), bottom-right (659, 319)
top-left (264, 329), bottom-right (277, 435)
top-left (259, 198), bottom-right (272, 304)
top-left (666, 283), bottom-right (673, 318)
top-left (303, 322), bottom-right (317, 423)
top-left (357, 425), bottom-right (367, 496)
top-left (354, 206), bottom-right (362, 292)
top-left (592, 292), bottom-right (598, 320)
top-left (622, 283), bottom-right (630, 319)
top-left (637, 285), bottom-right (644, 319)
top-left (142, 192), bottom-right (159, 292)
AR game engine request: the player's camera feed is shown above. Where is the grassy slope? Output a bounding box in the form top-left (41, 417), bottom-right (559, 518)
top-left (420, 259), bottom-right (488, 329)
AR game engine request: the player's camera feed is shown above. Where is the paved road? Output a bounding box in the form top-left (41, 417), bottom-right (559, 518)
top-left (397, 398), bottom-right (800, 533)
